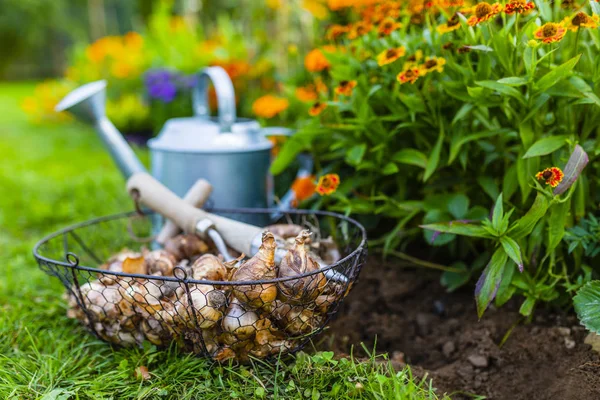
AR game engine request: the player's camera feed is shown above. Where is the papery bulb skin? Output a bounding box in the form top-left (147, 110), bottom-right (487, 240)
top-left (277, 230), bottom-right (326, 304)
top-left (191, 254), bottom-right (228, 282)
top-left (164, 234), bottom-right (210, 262)
top-left (231, 232), bottom-right (278, 310)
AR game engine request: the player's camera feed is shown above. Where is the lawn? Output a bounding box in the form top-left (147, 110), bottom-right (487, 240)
top-left (0, 82), bottom-right (449, 400)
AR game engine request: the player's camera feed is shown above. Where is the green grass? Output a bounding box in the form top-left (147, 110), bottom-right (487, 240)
top-left (0, 82), bottom-right (449, 400)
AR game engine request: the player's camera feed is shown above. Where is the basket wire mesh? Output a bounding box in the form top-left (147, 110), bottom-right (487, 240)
top-left (33, 208), bottom-right (367, 362)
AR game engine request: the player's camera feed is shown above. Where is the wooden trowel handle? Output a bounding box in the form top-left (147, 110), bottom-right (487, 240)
top-left (155, 179), bottom-right (213, 245)
top-left (127, 173), bottom-right (262, 254)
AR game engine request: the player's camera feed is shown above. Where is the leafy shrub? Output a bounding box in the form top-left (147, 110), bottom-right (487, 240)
top-left (274, 0), bottom-right (600, 318)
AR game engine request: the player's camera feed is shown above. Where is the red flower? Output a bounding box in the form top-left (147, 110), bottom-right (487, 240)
top-left (316, 174), bottom-right (340, 195)
top-left (535, 167), bottom-right (564, 188)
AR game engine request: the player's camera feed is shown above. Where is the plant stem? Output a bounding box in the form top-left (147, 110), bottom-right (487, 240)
top-left (385, 249), bottom-right (463, 272)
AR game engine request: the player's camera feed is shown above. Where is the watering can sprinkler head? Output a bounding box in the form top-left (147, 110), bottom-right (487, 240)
top-left (55, 80), bottom-right (108, 124)
top-left (55, 80), bottom-right (147, 179)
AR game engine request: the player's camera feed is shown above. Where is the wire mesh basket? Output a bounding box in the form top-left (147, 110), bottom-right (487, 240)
top-left (33, 208), bottom-right (367, 362)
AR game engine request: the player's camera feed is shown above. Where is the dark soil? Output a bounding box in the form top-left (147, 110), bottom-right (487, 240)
top-left (325, 257), bottom-right (600, 399)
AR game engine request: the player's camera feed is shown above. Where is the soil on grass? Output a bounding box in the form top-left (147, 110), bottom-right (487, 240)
top-left (325, 257), bottom-right (600, 400)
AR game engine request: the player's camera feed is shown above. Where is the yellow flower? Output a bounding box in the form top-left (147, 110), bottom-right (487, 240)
top-left (252, 95), bottom-right (289, 118)
top-left (563, 12), bottom-right (599, 32)
top-left (316, 174), bottom-right (340, 195)
top-left (376, 47), bottom-right (406, 66)
top-left (295, 85), bottom-right (319, 102)
top-left (303, 0), bottom-right (329, 19)
top-left (334, 80), bottom-right (357, 96)
top-left (309, 101), bottom-right (327, 116)
top-left (267, 0), bottom-right (282, 9)
top-left (304, 47), bottom-right (334, 72)
top-left (437, 13), bottom-right (461, 34)
top-left (404, 50), bottom-right (423, 67)
top-left (536, 167), bottom-right (564, 188)
top-left (533, 22), bottom-right (567, 44)
top-left (420, 56), bottom-right (446, 74)
top-left (466, 2), bottom-right (503, 26)
top-left (397, 66), bottom-right (421, 85)
top-left (347, 21), bottom-right (372, 39)
top-left (377, 17), bottom-right (402, 36)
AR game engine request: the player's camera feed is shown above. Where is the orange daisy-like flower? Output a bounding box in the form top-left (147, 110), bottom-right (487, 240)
top-left (316, 173), bottom-right (340, 196)
top-left (291, 175), bottom-right (317, 202)
top-left (533, 22), bottom-right (567, 43)
top-left (304, 47), bottom-right (334, 72)
top-left (347, 21), bottom-right (373, 39)
top-left (437, 13), bottom-right (462, 34)
top-left (335, 80), bottom-right (357, 96)
top-left (309, 101), bottom-right (327, 116)
top-left (535, 167), bottom-right (564, 188)
top-left (466, 2), bottom-right (503, 26)
top-left (376, 46), bottom-right (406, 66)
top-left (295, 85), bottom-right (318, 102)
top-left (420, 56), bottom-right (446, 74)
top-left (563, 12), bottom-right (599, 32)
top-left (252, 95), bottom-right (289, 119)
top-left (397, 66), bottom-right (421, 85)
top-left (327, 24), bottom-right (349, 41)
top-left (378, 17), bottom-right (402, 36)
top-left (504, 0), bottom-right (535, 14)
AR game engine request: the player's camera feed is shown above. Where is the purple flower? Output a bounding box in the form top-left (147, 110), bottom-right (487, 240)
top-left (145, 69), bottom-right (179, 103)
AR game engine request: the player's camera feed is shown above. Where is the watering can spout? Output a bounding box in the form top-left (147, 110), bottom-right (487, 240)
top-left (55, 80), bottom-right (147, 178)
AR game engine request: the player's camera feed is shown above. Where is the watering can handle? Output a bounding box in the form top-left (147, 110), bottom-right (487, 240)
top-left (192, 66), bottom-right (237, 133)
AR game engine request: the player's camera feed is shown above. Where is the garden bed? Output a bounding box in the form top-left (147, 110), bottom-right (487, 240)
top-left (326, 257), bottom-right (600, 399)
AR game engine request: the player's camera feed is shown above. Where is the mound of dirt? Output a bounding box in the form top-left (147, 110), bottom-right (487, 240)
top-left (326, 257), bottom-right (600, 399)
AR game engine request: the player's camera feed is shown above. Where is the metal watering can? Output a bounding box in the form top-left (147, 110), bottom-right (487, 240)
top-left (56, 66), bottom-right (311, 228)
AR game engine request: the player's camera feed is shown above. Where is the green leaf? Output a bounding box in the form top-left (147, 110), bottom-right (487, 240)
top-left (491, 193), bottom-right (504, 233)
top-left (500, 236), bottom-right (524, 272)
top-left (451, 103), bottom-right (473, 125)
top-left (554, 144), bottom-right (589, 195)
top-left (447, 194), bottom-right (470, 219)
top-left (519, 296), bottom-right (536, 316)
top-left (522, 136), bottom-right (568, 159)
top-left (509, 192), bottom-right (550, 240)
top-left (449, 128), bottom-right (511, 164)
top-left (591, 0), bottom-right (600, 16)
top-left (547, 199), bottom-right (570, 253)
top-left (420, 221), bottom-right (492, 239)
top-left (441, 262), bottom-right (471, 292)
top-left (345, 144), bottom-right (367, 166)
top-left (475, 80), bottom-right (525, 104)
top-left (574, 281), bottom-right (600, 334)
top-left (478, 176), bottom-right (500, 201)
top-left (391, 149), bottom-right (427, 169)
top-left (382, 162), bottom-right (399, 175)
top-left (475, 248), bottom-right (508, 318)
top-left (534, 54), bottom-right (581, 92)
top-left (424, 129), bottom-right (444, 182)
top-left (522, 93), bottom-right (550, 124)
top-left (497, 76), bottom-right (529, 86)
top-left (495, 261), bottom-right (516, 307)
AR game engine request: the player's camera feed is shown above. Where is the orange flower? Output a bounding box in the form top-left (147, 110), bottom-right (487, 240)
top-left (397, 66), bottom-right (421, 84)
top-left (309, 101), bottom-right (327, 116)
top-left (295, 85), bottom-right (319, 102)
top-left (437, 13), bottom-right (461, 34)
top-left (291, 175), bottom-right (317, 201)
top-left (563, 12), bottom-right (599, 31)
top-left (376, 47), bottom-right (406, 66)
top-left (252, 95), bottom-right (289, 118)
top-left (536, 167), bottom-right (564, 188)
top-left (504, 0), bottom-right (535, 14)
top-left (327, 24), bottom-right (349, 40)
top-left (347, 21), bottom-right (372, 39)
top-left (533, 22), bottom-right (567, 43)
top-left (123, 31), bottom-right (143, 49)
top-left (377, 17), bottom-right (402, 36)
top-left (304, 47), bottom-right (334, 72)
top-left (316, 173), bottom-right (340, 195)
top-left (466, 2), bottom-right (503, 26)
top-left (334, 80), bottom-right (357, 96)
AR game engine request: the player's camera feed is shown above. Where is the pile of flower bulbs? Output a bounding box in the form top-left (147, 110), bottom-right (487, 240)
top-left (66, 226), bottom-right (347, 362)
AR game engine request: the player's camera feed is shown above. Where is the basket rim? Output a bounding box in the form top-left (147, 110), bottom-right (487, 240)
top-left (33, 207), bottom-right (367, 286)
